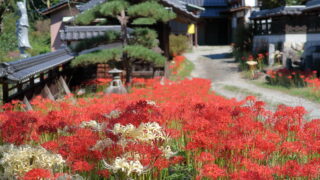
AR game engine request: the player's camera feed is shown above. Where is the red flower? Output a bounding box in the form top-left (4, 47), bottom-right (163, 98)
top-left (98, 169), bottom-right (110, 178)
top-left (23, 169), bottom-right (51, 180)
top-left (201, 164), bottom-right (225, 179)
top-left (72, 161), bottom-right (94, 172)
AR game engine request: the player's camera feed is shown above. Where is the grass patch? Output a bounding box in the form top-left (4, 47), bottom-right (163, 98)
top-left (223, 85), bottom-right (262, 97)
top-left (170, 59), bottom-right (195, 81)
top-left (252, 81), bottom-right (320, 103)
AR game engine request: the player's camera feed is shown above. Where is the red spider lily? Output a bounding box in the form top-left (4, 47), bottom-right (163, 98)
top-left (23, 169), bottom-right (52, 180)
top-left (1, 78), bottom-right (320, 179)
top-left (72, 161), bottom-right (94, 172)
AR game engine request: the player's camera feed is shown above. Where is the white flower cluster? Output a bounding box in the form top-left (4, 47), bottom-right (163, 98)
top-left (160, 146), bottom-right (177, 159)
top-left (112, 122), bottom-right (167, 144)
top-left (79, 120), bottom-right (105, 131)
top-left (103, 155), bottom-right (146, 176)
top-left (104, 110), bottom-right (122, 119)
top-left (0, 144), bottom-right (65, 177)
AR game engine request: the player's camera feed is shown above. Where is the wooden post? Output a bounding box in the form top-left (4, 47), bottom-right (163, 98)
top-left (17, 83), bottom-right (22, 93)
top-left (40, 73), bottom-right (45, 82)
top-left (195, 23), bottom-right (199, 47)
top-left (2, 83), bottom-right (9, 103)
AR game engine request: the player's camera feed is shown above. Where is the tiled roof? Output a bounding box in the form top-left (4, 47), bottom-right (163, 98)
top-left (304, 0), bottom-right (320, 11)
top-left (160, 0), bottom-right (200, 19)
top-left (76, 0), bottom-right (107, 12)
top-left (42, 0), bottom-right (200, 18)
top-left (250, 6), bottom-right (305, 19)
top-left (180, 0), bottom-right (227, 7)
top-left (60, 26), bottom-right (133, 41)
top-left (200, 7), bottom-right (227, 17)
top-left (40, 0), bottom-right (69, 15)
top-left (0, 48), bottom-right (74, 82)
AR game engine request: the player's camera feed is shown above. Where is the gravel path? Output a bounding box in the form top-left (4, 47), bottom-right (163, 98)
top-left (185, 46), bottom-right (320, 119)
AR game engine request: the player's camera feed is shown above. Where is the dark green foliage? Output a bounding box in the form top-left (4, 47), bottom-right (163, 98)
top-left (72, 45), bottom-right (166, 67)
top-left (75, 6), bottom-right (100, 25)
top-left (72, 31), bottom-right (120, 53)
top-left (125, 45), bottom-right (166, 66)
top-left (127, 1), bottom-right (176, 23)
top-left (169, 34), bottom-right (189, 56)
top-left (71, 48), bottom-right (122, 67)
top-left (232, 25), bottom-right (253, 62)
top-left (130, 28), bottom-right (158, 48)
top-left (99, 0), bottom-right (129, 17)
top-left (132, 18), bottom-right (156, 25)
top-left (73, 0), bottom-right (176, 81)
top-left (0, 13), bottom-right (18, 52)
top-left (167, 164), bottom-right (196, 180)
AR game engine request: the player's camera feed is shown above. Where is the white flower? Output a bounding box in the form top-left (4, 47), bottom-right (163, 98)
top-left (91, 138), bottom-right (114, 151)
top-left (160, 146), bottom-right (177, 159)
top-left (104, 110), bottom-right (121, 119)
top-left (0, 144), bottom-right (65, 177)
top-left (112, 122), bottom-right (167, 144)
top-left (246, 61), bottom-right (258, 66)
top-left (146, 100), bottom-right (157, 106)
top-left (102, 156), bottom-right (145, 176)
top-left (80, 120), bottom-right (103, 131)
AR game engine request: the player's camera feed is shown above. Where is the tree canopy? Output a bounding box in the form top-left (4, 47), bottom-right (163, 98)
top-left (74, 0), bottom-right (176, 83)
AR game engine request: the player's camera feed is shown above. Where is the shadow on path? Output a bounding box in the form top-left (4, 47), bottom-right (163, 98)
top-left (205, 53), bottom-right (233, 60)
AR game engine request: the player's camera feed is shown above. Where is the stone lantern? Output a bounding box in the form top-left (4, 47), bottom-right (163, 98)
top-left (104, 68), bottom-right (127, 94)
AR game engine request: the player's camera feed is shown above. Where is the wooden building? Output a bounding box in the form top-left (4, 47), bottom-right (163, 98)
top-left (226, 0), bottom-right (259, 42)
top-left (250, 1), bottom-right (320, 69)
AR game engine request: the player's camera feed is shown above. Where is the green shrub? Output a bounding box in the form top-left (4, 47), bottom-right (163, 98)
top-left (169, 34), bottom-right (189, 56)
top-left (232, 25), bottom-right (253, 62)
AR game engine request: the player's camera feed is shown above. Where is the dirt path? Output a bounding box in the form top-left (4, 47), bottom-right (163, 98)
top-left (185, 46), bottom-right (320, 119)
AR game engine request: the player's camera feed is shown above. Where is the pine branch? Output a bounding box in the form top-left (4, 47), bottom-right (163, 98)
top-left (124, 45), bottom-right (166, 66)
top-left (99, 0), bottom-right (129, 17)
top-left (128, 1), bottom-right (176, 23)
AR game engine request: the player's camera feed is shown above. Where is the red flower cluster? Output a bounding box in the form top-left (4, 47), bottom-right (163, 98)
top-left (0, 78), bottom-right (319, 179)
top-left (170, 55), bottom-right (186, 74)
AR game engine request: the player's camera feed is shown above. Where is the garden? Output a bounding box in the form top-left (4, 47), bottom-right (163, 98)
top-left (0, 77), bottom-right (320, 179)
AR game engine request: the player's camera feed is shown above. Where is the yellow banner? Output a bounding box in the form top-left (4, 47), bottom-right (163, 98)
top-left (187, 24), bottom-right (195, 34)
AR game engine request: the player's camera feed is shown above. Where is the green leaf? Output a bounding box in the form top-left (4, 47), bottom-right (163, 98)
top-left (132, 18), bottom-right (156, 25)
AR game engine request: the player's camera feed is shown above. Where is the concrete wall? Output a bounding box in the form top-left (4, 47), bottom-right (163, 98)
top-left (50, 7), bottom-right (79, 51)
top-left (253, 33), bottom-right (320, 50)
top-left (253, 33), bottom-right (320, 67)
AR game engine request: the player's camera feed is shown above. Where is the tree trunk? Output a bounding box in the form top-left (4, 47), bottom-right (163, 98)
top-left (117, 10), bottom-right (131, 85)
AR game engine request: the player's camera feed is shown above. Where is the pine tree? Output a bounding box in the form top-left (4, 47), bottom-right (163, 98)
top-left (75, 0), bottom-right (176, 84)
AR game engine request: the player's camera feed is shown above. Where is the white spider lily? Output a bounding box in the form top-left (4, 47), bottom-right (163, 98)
top-left (0, 144), bottom-right (65, 177)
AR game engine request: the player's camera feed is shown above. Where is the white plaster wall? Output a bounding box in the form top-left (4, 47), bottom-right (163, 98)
top-left (254, 34), bottom-right (320, 45)
top-left (245, 0), bottom-right (257, 7)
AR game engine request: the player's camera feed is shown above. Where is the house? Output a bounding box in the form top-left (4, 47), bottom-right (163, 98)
top-left (178, 0), bottom-right (231, 45)
top-left (226, 0), bottom-right (259, 42)
top-left (41, 0), bottom-right (201, 52)
top-left (250, 1), bottom-right (320, 69)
